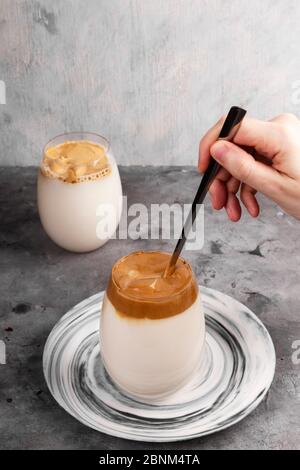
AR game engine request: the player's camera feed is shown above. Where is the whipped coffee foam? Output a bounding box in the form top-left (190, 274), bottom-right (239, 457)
top-left (41, 140), bottom-right (111, 183)
top-left (107, 251), bottom-right (198, 319)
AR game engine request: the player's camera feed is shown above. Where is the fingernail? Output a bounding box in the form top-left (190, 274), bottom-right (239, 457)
top-left (210, 141), bottom-right (227, 161)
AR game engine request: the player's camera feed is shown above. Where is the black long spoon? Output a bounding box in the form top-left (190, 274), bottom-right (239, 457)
top-left (164, 106), bottom-right (247, 276)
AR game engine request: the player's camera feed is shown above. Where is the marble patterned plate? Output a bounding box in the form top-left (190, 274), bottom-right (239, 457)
top-left (43, 287), bottom-right (276, 442)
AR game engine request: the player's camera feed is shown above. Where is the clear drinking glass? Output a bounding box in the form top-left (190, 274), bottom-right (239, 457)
top-left (37, 132), bottom-right (122, 252)
top-left (100, 251), bottom-right (205, 401)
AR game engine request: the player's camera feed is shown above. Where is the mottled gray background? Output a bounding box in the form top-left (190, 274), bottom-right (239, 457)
top-left (1, 0), bottom-right (300, 166)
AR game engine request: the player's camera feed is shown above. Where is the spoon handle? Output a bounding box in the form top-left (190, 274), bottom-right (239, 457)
top-left (166, 106), bottom-right (247, 275)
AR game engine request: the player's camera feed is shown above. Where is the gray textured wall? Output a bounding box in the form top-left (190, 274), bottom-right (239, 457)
top-left (1, 0), bottom-right (300, 166)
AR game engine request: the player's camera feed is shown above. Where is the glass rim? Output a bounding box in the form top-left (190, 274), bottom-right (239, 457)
top-left (110, 250), bottom-right (196, 302)
top-left (43, 131), bottom-right (111, 155)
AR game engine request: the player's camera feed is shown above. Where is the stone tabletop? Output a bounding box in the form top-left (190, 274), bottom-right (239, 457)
top-left (0, 166), bottom-right (299, 450)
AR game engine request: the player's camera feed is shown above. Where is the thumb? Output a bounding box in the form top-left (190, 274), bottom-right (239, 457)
top-left (210, 140), bottom-right (281, 199)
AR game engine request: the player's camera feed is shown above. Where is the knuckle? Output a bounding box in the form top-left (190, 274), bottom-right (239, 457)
top-left (280, 112), bottom-right (298, 122)
top-left (273, 113), bottom-right (299, 131)
top-left (274, 112), bottom-right (298, 122)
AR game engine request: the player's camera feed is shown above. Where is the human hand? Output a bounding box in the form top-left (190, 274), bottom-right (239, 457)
top-left (198, 113), bottom-right (300, 221)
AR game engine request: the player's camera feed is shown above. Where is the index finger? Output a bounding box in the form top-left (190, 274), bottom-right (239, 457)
top-left (198, 116), bottom-right (225, 173)
top-left (198, 116), bottom-right (281, 173)
top-left (232, 117), bottom-right (282, 157)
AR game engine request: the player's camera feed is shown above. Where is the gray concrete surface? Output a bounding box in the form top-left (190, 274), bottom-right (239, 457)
top-left (0, 166), bottom-right (299, 450)
top-left (1, 0), bottom-right (300, 166)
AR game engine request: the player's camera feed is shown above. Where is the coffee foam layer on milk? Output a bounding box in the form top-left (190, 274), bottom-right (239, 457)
top-left (41, 140), bottom-right (111, 183)
top-left (107, 251), bottom-right (198, 319)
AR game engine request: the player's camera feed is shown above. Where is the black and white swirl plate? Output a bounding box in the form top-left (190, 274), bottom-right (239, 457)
top-left (43, 286), bottom-right (276, 442)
